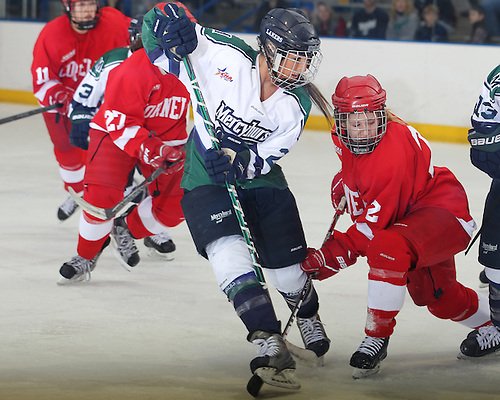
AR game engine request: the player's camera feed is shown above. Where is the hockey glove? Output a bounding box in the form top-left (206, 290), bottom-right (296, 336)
top-left (468, 127), bottom-right (500, 179)
top-left (331, 169), bottom-right (345, 213)
top-left (301, 240), bottom-right (356, 281)
top-left (69, 104), bottom-right (94, 150)
top-left (203, 148), bottom-right (232, 185)
top-left (46, 85), bottom-right (74, 116)
top-left (154, 3), bottom-right (197, 61)
top-left (139, 135), bottom-right (184, 174)
top-left (219, 132), bottom-right (251, 184)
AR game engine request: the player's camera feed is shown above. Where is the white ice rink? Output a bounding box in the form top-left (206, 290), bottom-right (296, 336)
top-left (0, 103), bottom-right (499, 400)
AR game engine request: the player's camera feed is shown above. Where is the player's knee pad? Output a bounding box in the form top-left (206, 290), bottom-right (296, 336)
top-left (366, 230), bottom-right (413, 285)
top-left (427, 282), bottom-right (478, 321)
top-left (206, 235), bottom-right (255, 292)
top-left (265, 263), bottom-right (307, 297)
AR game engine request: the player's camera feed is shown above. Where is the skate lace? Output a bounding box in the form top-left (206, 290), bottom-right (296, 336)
top-left (150, 231), bottom-right (172, 245)
top-left (68, 255), bottom-right (92, 282)
top-left (253, 335), bottom-right (281, 357)
top-left (297, 315), bottom-right (326, 345)
top-left (60, 195), bottom-right (78, 215)
top-left (356, 336), bottom-right (386, 357)
top-left (113, 223), bottom-right (138, 258)
top-left (477, 325), bottom-right (500, 350)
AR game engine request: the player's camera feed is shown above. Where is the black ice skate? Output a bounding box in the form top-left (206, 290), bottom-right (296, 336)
top-left (350, 335), bottom-right (389, 379)
top-left (144, 231), bottom-right (175, 261)
top-left (110, 216), bottom-right (140, 269)
top-left (57, 238), bottom-right (110, 285)
top-left (459, 324), bottom-right (500, 358)
top-left (248, 330), bottom-right (300, 391)
top-left (294, 313), bottom-right (330, 366)
top-left (57, 194), bottom-right (79, 221)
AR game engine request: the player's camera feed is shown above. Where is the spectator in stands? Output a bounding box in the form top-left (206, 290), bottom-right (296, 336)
top-left (385, 0), bottom-right (419, 40)
top-left (469, 3), bottom-right (491, 43)
top-left (350, 0), bottom-right (389, 39)
top-left (414, 0), bottom-right (456, 34)
top-left (313, 1), bottom-right (346, 37)
top-left (479, 0), bottom-right (500, 37)
top-left (415, 3), bottom-right (449, 42)
top-left (253, 0), bottom-right (290, 32)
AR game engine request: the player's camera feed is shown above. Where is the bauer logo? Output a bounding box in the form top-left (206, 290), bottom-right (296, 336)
top-left (211, 209), bottom-right (232, 224)
top-left (266, 29), bottom-right (283, 43)
top-left (470, 135), bottom-right (500, 146)
top-left (482, 243), bottom-right (498, 253)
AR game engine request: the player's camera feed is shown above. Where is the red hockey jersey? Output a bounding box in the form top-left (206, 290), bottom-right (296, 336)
top-left (32, 7), bottom-right (130, 107)
top-left (90, 48), bottom-right (190, 159)
top-left (331, 116), bottom-right (475, 257)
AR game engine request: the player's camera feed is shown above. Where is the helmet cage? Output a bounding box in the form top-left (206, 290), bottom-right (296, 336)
top-left (63, 0), bottom-right (100, 30)
top-left (334, 109), bottom-right (387, 155)
top-left (262, 40), bottom-right (322, 91)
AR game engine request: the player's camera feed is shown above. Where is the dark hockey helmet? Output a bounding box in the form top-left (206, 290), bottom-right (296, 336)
top-left (257, 8), bottom-right (322, 91)
top-left (128, 14), bottom-right (144, 43)
top-left (62, 0), bottom-right (101, 31)
top-left (332, 75), bottom-right (387, 155)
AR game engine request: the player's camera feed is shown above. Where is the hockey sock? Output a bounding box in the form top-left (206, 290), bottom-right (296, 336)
top-left (490, 282), bottom-right (500, 328)
top-left (280, 283), bottom-right (319, 319)
top-left (225, 272), bottom-right (281, 335)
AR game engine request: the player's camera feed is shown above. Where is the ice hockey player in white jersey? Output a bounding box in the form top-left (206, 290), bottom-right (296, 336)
top-left (142, 2), bottom-right (334, 392)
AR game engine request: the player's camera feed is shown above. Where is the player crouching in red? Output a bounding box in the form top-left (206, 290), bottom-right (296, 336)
top-left (301, 74), bottom-right (494, 378)
top-left (57, 47), bottom-right (189, 284)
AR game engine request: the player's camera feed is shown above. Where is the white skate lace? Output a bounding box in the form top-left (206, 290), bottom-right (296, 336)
top-left (113, 223), bottom-right (138, 259)
top-left (297, 315), bottom-right (327, 345)
top-left (59, 195), bottom-right (78, 215)
top-left (150, 231), bottom-right (172, 244)
top-left (253, 335), bottom-right (281, 357)
top-left (356, 336), bottom-right (386, 357)
top-left (476, 325), bottom-right (500, 350)
top-left (67, 255), bottom-right (93, 282)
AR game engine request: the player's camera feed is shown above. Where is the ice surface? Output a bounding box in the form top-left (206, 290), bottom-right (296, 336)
top-left (0, 103), bottom-right (498, 400)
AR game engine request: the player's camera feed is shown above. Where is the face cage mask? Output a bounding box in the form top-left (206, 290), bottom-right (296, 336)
top-left (66, 0), bottom-right (99, 30)
top-left (334, 110), bottom-right (387, 155)
top-left (267, 46), bottom-right (322, 91)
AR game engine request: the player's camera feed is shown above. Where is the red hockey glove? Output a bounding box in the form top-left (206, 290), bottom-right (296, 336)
top-left (46, 85), bottom-right (74, 116)
top-left (331, 170), bottom-right (345, 212)
top-left (301, 240), bottom-right (356, 281)
top-left (139, 136), bottom-right (184, 174)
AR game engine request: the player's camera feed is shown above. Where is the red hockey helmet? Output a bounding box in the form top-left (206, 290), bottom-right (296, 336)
top-left (62, 0), bottom-right (100, 31)
top-left (332, 75), bottom-right (387, 155)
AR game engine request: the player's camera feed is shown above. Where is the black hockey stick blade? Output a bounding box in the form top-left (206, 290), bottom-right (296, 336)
top-left (247, 375), bottom-right (264, 397)
top-left (68, 163), bottom-right (169, 220)
top-left (0, 103), bottom-right (62, 125)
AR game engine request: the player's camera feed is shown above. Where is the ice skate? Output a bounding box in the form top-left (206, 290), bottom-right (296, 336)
top-left (57, 238), bottom-right (109, 285)
top-left (110, 216), bottom-right (140, 270)
top-left (144, 231), bottom-right (175, 261)
top-left (459, 324), bottom-right (500, 358)
top-left (350, 335), bottom-right (389, 379)
top-left (479, 269), bottom-right (489, 288)
top-left (292, 313), bottom-right (330, 366)
top-left (248, 330), bottom-right (300, 390)
top-left (57, 194), bottom-right (79, 221)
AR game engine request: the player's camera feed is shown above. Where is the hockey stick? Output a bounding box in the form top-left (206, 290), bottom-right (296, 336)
top-left (68, 163), bottom-right (169, 220)
top-left (0, 103), bottom-right (62, 125)
top-left (248, 197), bottom-right (347, 396)
top-left (180, 49), bottom-right (265, 284)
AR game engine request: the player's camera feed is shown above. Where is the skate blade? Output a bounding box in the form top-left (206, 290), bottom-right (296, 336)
top-left (285, 339), bottom-right (324, 367)
top-left (352, 364), bottom-right (381, 379)
top-left (255, 367), bottom-right (301, 390)
top-left (457, 349), bottom-right (500, 360)
top-left (146, 247), bottom-right (174, 261)
top-left (110, 237), bottom-right (133, 272)
top-left (57, 275), bottom-right (86, 286)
